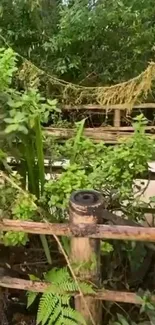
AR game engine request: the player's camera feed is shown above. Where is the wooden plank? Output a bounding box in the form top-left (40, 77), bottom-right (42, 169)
top-left (45, 127), bottom-right (155, 143)
top-left (45, 127), bottom-right (131, 141)
top-left (0, 275), bottom-right (154, 304)
top-left (63, 103), bottom-right (155, 111)
top-left (1, 219), bottom-right (155, 241)
top-left (95, 126), bottom-right (155, 131)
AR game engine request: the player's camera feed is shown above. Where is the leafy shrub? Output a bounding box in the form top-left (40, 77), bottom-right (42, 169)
top-left (43, 114), bottom-right (155, 222)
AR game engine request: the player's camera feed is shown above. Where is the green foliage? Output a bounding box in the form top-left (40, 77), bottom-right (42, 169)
top-left (57, 0), bottom-right (155, 83)
top-left (27, 267), bottom-right (94, 325)
top-left (71, 119), bottom-right (86, 163)
top-left (5, 89), bottom-right (58, 135)
top-left (101, 241), bottom-right (114, 255)
top-left (0, 177), bottom-right (17, 215)
top-left (72, 253), bottom-right (97, 274)
top-left (43, 114), bottom-right (155, 222)
top-left (12, 192), bottom-right (37, 219)
top-left (0, 47), bottom-right (17, 90)
top-left (1, 10), bottom-right (155, 324)
top-left (108, 292), bottom-right (155, 324)
top-left (3, 230), bottom-right (28, 246)
top-left (1, 187), bottom-right (37, 246)
top-left (1, 0), bottom-right (155, 85)
top-left (109, 314), bottom-right (133, 325)
top-left (92, 114), bottom-right (155, 200)
top-left (27, 273), bottom-right (40, 307)
top-left (0, 47), bottom-right (58, 263)
top-left (110, 314), bottom-right (130, 325)
top-left (44, 164), bottom-right (91, 212)
top-left (27, 291), bottom-right (38, 309)
top-left (137, 291), bottom-right (155, 315)
top-left (0, 0), bottom-right (60, 65)
top-left (0, 22), bottom-right (155, 325)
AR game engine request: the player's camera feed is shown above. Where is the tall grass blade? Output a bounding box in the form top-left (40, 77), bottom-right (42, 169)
top-left (35, 116), bottom-right (45, 196)
top-left (22, 136), bottom-right (38, 195)
top-left (35, 115), bottom-right (52, 265)
top-left (71, 118), bottom-right (86, 163)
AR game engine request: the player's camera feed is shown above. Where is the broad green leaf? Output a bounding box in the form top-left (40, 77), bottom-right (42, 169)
top-left (5, 124), bottom-right (18, 133)
top-left (27, 291), bottom-right (38, 308)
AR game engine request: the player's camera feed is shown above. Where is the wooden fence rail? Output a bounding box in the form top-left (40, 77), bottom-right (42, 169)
top-left (0, 276), bottom-right (154, 305)
top-left (44, 102), bottom-right (155, 143)
top-left (45, 126), bottom-right (155, 143)
top-left (63, 103), bottom-right (155, 111)
top-left (1, 219), bottom-right (155, 241)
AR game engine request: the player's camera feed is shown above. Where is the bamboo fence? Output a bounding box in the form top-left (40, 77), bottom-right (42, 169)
top-left (1, 189), bottom-right (155, 324)
top-left (45, 103), bottom-right (155, 143)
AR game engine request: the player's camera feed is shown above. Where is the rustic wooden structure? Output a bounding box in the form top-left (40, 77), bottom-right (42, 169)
top-left (45, 126), bottom-right (155, 143)
top-left (1, 190), bottom-right (155, 324)
top-left (0, 276), bottom-right (154, 305)
top-left (44, 103), bottom-right (155, 143)
top-left (1, 218), bottom-right (155, 241)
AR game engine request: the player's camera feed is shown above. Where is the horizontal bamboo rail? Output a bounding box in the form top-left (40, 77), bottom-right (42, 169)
top-left (45, 127), bottom-right (155, 143)
top-left (0, 276), bottom-right (153, 305)
top-left (1, 219), bottom-right (155, 242)
top-left (63, 103), bottom-right (155, 111)
top-left (45, 103), bottom-right (155, 143)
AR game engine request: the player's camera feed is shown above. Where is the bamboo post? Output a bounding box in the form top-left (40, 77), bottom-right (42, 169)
top-left (113, 109), bottom-right (121, 127)
top-left (69, 190), bottom-right (104, 325)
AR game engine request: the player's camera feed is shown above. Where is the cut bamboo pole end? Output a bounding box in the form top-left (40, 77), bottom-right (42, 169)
top-left (69, 190), bottom-right (104, 325)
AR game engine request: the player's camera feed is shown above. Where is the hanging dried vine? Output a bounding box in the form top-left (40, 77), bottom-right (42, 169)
top-left (17, 59), bottom-right (155, 111)
top-left (1, 28), bottom-right (155, 111)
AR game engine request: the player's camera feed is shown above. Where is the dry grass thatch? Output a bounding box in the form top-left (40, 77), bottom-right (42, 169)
top-left (18, 60), bottom-right (155, 111)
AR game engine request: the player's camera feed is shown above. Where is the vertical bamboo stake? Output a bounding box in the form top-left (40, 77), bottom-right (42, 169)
top-left (114, 109), bottom-right (121, 127)
top-left (69, 190), bottom-right (104, 325)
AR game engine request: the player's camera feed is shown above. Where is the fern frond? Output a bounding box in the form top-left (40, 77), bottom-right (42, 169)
top-left (61, 294), bottom-right (70, 305)
top-left (41, 298), bottom-right (59, 325)
top-left (61, 280), bottom-right (77, 293)
top-left (63, 319), bottom-right (80, 325)
top-left (53, 314), bottom-right (63, 325)
top-left (37, 267), bottom-right (93, 325)
top-left (60, 278), bottom-right (94, 295)
top-left (44, 267), bottom-right (58, 282)
top-left (45, 267), bottom-right (94, 295)
top-left (45, 267), bottom-right (70, 284)
top-left (79, 282), bottom-right (95, 294)
top-left (63, 307), bottom-right (87, 325)
top-left (47, 301), bottom-right (61, 325)
top-left (37, 293), bottom-right (58, 325)
top-left (53, 267), bottom-right (70, 285)
top-left (45, 284), bottom-right (62, 294)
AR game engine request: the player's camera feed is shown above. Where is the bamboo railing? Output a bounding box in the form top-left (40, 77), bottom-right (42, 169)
top-left (1, 189), bottom-right (155, 324)
top-left (44, 103), bottom-right (155, 143)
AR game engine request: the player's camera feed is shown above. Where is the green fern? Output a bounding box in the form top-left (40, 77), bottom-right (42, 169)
top-left (44, 267), bottom-right (70, 284)
top-left (27, 267), bottom-right (94, 325)
top-left (37, 293), bottom-right (59, 325)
